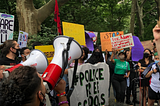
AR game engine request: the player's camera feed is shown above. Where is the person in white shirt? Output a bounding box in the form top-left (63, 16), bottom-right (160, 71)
top-left (146, 52), bottom-right (160, 106)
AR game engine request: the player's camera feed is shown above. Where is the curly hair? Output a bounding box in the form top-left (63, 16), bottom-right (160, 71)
top-left (0, 66), bottom-right (41, 106)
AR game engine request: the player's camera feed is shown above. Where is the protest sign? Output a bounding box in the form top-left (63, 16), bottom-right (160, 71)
top-left (100, 31), bottom-right (124, 51)
top-left (17, 31), bottom-right (28, 48)
top-left (85, 31), bottom-right (98, 44)
top-left (85, 32), bottom-right (95, 51)
top-left (110, 33), bottom-right (134, 49)
top-left (62, 22), bottom-right (85, 45)
top-left (0, 13), bottom-right (14, 44)
top-left (35, 45), bottom-right (54, 64)
top-left (141, 40), bottom-right (153, 50)
top-left (132, 36), bottom-right (144, 61)
top-left (68, 63), bottom-right (109, 106)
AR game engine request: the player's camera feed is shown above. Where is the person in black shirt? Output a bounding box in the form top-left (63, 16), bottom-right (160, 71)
top-left (138, 48), bottom-right (154, 106)
top-left (0, 40), bottom-right (20, 66)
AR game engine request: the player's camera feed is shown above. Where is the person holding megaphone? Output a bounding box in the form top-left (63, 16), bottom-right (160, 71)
top-left (0, 66), bottom-right (69, 106)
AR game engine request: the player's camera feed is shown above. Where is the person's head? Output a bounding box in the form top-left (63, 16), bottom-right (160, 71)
top-left (143, 48), bottom-right (152, 59)
top-left (92, 47), bottom-right (103, 57)
top-left (154, 52), bottom-right (159, 63)
top-left (0, 66), bottom-right (46, 106)
top-left (118, 50), bottom-right (126, 60)
top-left (0, 40), bottom-right (20, 57)
top-left (153, 47), bottom-right (157, 53)
top-left (32, 42), bottom-right (43, 49)
top-left (20, 47), bottom-right (31, 62)
top-left (80, 46), bottom-right (89, 61)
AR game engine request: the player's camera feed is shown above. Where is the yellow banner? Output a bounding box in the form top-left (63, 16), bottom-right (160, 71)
top-left (62, 22), bottom-right (85, 45)
top-left (35, 45), bottom-right (54, 64)
top-left (100, 31), bottom-right (124, 51)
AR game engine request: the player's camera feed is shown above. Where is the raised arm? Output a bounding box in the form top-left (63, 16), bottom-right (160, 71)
top-left (111, 49), bottom-right (116, 63)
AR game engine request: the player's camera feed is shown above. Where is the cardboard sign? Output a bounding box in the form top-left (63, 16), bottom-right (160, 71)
top-left (0, 13), bottom-right (14, 44)
top-left (62, 22), bottom-right (85, 45)
top-left (141, 40), bottom-right (153, 50)
top-left (110, 33), bottom-right (134, 49)
top-left (17, 31), bottom-right (28, 48)
top-left (35, 45), bottom-right (54, 64)
top-left (100, 31), bottom-right (124, 51)
top-left (68, 63), bottom-right (109, 106)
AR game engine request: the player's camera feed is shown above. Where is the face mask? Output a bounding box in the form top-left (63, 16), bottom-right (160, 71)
top-left (119, 55), bottom-right (125, 60)
top-left (152, 56), bottom-right (154, 60)
top-left (94, 52), bottom-right (100, 56)
top-left (144, 52), bottom-right (149, 58)
top-left (11, 48), bottom-right (20, 57)
top-left (155, 60), bottom-right (159, 63)
top-left (109, 52), bottom-right (112, 55)
top-left (24, 54), bottom-right (30, 60)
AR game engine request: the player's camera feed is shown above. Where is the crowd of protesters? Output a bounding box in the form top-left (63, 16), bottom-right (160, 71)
top-left (0, 24), bottom-right (159, 106)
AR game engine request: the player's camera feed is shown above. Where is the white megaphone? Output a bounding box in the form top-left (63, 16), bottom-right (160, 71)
top-left (4, 49), bottom-right (48, 77)
top-left (42, 35), bottom-right (82, 90)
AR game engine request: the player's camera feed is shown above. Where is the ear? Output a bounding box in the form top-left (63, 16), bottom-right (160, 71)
top-left (10, 47), bottom-right (14, 52)
top-left (37, 91), bottom-right (44, 101)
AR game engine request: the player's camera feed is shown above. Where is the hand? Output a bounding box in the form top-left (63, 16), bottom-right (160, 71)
top-left (112, 48), bottom-right (116, 54)
top-left (105, 49), bottom-right (108, 55)
top-left (153, 69), bottom-right (157, 73)
top-left (0, 65), bottom-right (5, 79)
top-left (129, 47), bottom-right (132, 51)
top-left (153, 24), bottom-right (160, 41)
top-left (54, 79), bottom-right (66, 94)
top-left (124, 75), bottom-right (129, 78)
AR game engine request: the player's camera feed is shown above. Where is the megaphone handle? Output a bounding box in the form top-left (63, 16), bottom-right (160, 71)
top-left (67, 59), bottom-right (78, 99)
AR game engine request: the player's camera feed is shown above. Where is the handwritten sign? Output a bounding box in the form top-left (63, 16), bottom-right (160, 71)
top-left (141, 40), bottom-right (153, 50)
top-left (17, 31), bottom-right (28, 48)
top-left (68, 63), bottom-right (109, 106)
top-left (62, 22), bottom-right (85, 45)
top-left (100, 31), bottom-right (124, 51)
top-left (35, 45), bottom-right (54, 64)
top-left (0, 13), bottom-right (14, 44)
top-left (111, 33), bottom-right (134, 49)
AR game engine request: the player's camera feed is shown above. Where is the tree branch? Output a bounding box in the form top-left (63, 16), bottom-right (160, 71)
top-left (143, 6), bottom-right (156, 18)
top-left (140, 0), bottom-right (147, 8)
top-left (37, 0), bottom-right (69, 24)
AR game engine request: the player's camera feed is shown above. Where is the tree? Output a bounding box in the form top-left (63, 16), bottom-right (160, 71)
top-left (16, 0), bottom-right (69, 35)
top-left (129, 0), bottom-right (136, 34)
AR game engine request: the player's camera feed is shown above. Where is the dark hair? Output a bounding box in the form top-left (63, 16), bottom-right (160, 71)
top-left (0, 40), bottom-right (16, 57)
top-left (86, 47), bottom-right (104, 64)
top-left (20, 47), bottom-right (29, 55)
top-left (82, 46), bottom-right (89, 61)
top-left (142, 48), bottom-right (153, 62)
top-left (32, 42), bottom-right (42, 49)
top-left (0, 66), bottom-right (41, 106)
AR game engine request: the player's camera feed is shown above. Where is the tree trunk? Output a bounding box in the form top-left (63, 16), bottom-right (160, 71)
top-left (129, 0), bottom-right (136, 35)
top-left (136, 0), bottom-right (145, 40)
top-left (16, 0), bottom-right (69, 35)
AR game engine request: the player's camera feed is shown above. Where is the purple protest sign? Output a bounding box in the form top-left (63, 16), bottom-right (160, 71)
top-left (85, 32), bottom-right (94, 51)
top-left (131, 36), bottom-right (144, 61)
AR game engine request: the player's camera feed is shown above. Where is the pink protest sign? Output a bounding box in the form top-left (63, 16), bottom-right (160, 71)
top-left (111, 33), bottom-right (134, 49)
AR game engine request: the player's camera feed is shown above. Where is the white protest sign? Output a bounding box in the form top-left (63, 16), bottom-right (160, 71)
top-left (111, 33), bottom-right (134, 49)
top-left (68, 63), bottom-right (109, 106)
top-left (0, 13), bottom-right (14, 44)
top-left (17, 31), bottom-right (28, 48)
